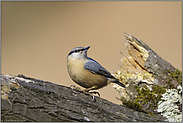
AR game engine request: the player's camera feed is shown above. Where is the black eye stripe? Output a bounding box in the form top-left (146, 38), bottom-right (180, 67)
top-left (68, 48), bottom-right (84, 56)
top-left (75, 49), bottom-right (84, 52)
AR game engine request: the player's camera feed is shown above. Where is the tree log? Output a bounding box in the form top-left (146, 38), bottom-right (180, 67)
top-left (113, 33), bottom-right (182, 117)
top-left (1, 74), bottom-right (166, 122)
top-left (123, 32), bottom-right (181, 87)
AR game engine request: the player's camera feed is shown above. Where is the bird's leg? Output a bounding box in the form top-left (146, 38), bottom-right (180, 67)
top-left (70, 85), bottom-right (98, 95)
top-left (82, 85), bottom-right (101, 101)
top-left (82, 85), bottom-right (100, 97)
top-left (89, 91), bottom-right (100, 97)
top-left (70, 85), bottom-right (100, 101)
top-left (82, 85), bottom-right (97, 92)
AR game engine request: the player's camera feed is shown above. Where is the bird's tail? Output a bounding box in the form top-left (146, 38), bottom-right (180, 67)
top-left (108, 78), bottom-right (126, 88)
top-left (114, 79), bottom-right (126, 88)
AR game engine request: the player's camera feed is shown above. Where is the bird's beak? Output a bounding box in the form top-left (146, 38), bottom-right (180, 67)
top-left (84, 46), bottom-right (90, 51)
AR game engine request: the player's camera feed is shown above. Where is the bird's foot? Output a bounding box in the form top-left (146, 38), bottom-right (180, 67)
top-left (70, 85), bottom-right (82, 94)
top-left (70, 85), bottom-right (82, 91)
top-left (81, 91), bottom-right (100, 102)
top-left (88, 91), bottom-right (100, 97)
top-left (70, 85), bottom-right (99, 101)
top-left (82, 91), bottom-right (96, 102)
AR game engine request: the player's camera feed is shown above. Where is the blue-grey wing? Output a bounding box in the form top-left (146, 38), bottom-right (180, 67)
top-left (84, 58), bottom-right (115, 79)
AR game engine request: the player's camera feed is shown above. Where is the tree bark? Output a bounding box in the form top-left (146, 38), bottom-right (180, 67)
top-left (123, 32), bottom-right (181, 88)
top-left (1, 74), bottom-right (166, 122)
top-left (113, 33), bottom-right (182, 116)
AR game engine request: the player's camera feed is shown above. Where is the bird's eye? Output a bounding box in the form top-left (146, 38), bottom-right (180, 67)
top-left (73, 48), bottom-right (84, 53)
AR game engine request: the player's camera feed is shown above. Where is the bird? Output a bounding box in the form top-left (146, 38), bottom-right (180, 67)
top-left (67, 46), bottom-right (125, 94)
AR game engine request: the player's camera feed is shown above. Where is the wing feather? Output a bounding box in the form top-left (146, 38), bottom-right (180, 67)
top-left (84, 58), bottom-right (115, 79)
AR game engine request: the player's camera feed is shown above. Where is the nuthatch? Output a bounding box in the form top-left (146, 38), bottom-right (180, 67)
top-left (67, 46), bottom-right (125, 93)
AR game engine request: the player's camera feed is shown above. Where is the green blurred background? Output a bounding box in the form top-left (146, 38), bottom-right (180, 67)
top-left (1, 1), bottom-right (182, 104)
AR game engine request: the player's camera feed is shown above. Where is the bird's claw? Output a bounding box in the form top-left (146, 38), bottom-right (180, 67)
top-left (89, 91), bottom-right (100, 102)
top-left (70, 85), bottom-right (76, 89)
top-left (70, 85), bottom-right (82, 91)
top-left (70, 85), bottom-right (81, 94)
top-left (70, 85), bottom-right (99, 102)
top-left (82, 91), bottom-right (100, 102)
top-left (89, 91), bottom-right (100, 97)
top-left (91, 94), bottom-right (96, 102)
top-left (83, 92), bottom-right (96, 102)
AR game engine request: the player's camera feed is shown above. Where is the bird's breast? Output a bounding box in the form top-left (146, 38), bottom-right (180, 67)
top-left (67, 58), bottom-right (107, 89)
